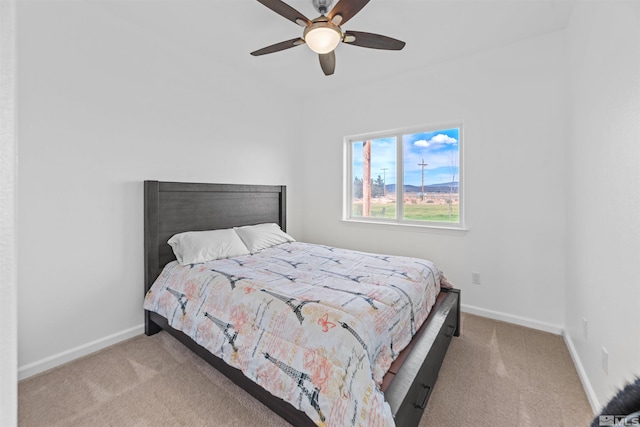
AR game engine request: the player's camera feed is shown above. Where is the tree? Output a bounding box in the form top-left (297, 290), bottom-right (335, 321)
top-left (372, 175), bottom-right (385, 198)
top-left (353, 176), bottom-right (363, 199)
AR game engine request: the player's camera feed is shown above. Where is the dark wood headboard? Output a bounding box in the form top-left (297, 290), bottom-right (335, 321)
top-left (143, 181), bottom-right (287, 296)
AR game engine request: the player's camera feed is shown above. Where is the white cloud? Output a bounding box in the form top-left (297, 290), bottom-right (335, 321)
top-left (430, 134), bottom-right (457, 145)
top-left (414, 140), bottom-right (430, 147)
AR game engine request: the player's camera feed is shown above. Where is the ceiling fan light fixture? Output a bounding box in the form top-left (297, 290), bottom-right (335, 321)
top-left (304, 20), bottom-right (342, 54)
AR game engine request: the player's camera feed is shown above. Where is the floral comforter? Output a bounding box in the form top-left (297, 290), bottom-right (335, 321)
top-left (144, 242), bottom-right (441, 426)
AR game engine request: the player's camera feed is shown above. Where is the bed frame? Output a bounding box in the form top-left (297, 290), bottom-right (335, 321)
top-left (144, 180), bottom-right (460, 426)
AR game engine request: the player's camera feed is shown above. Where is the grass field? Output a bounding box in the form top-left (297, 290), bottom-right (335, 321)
top-left (353, 202), bottom-right (459, 222)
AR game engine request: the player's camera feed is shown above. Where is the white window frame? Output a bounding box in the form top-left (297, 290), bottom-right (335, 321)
top-left (343, 123), bottom-right (465, 231)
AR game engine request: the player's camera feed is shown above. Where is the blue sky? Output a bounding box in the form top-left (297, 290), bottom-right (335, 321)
top-left (352, 128), bottom-right (459, 187)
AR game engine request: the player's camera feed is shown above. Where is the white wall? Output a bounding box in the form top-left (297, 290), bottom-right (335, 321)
top-left (299, 31), bottom-right (568, 332)
top-left (16, 2), bottom-right (303, 374)
top-left (565, 1), bottom-right (640, 409)
top-left (1, 1), bottom-right (18, 424)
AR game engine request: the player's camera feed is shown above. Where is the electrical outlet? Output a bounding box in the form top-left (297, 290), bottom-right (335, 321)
top-left (471, 272), bottom-right (481, 285)
top-left (602, 347), bottom-right (609, 374)
top-left (583, 317), bottom-right (588, 340)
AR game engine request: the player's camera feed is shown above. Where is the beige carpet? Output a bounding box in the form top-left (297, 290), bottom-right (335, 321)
top-left (18, 313), bottom-right (594, 426)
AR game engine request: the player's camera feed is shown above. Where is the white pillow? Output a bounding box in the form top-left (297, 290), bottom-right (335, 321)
top-left (234, 223), bottom-right (295, 254)
top-left (167, 229), bottom-right (250, 265)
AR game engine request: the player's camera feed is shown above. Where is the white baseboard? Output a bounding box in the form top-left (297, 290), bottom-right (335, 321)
top-left (563, 331), bottom-right (600, 414)
top-left (461, 303), bottom-right (564, 335)
top-left (18, 324), bottom-right (145, 381)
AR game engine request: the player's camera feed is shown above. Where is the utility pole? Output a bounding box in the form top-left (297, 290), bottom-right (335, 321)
top-left (381, 168), bottom-right (388, 197)
top-left (418, 158), bottom-right (428, 201)
top-left (363, 141), bottom-right (371, 217)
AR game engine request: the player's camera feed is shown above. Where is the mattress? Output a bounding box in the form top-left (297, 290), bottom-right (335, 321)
top-left (144, 241), bottom-right (442, 426)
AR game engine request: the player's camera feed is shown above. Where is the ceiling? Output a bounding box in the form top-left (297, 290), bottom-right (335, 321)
top-left (96, 0), bottom-right (576, 97)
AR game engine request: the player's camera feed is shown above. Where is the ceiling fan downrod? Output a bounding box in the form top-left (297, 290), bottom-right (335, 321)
top-left (312, 0), bottom-right (333, 15)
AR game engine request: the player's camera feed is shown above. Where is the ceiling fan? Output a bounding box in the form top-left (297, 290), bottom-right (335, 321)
top-left (250, 0), bottom-right (406, 76)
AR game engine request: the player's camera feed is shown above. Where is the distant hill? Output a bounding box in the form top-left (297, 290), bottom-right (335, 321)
top-left (386, 182), bottom-right (458, 193)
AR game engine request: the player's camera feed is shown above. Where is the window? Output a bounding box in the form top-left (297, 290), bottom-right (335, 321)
top-left (344, 124), bottom-right (463, 229)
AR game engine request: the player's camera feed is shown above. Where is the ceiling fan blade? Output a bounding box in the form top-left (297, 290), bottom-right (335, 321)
top-left (328, 0), bottom-right (370, 26)
top-left (343, 31), bottom-right (405, 50)
top-left (319, 51), bottom-right (336, 76)
top-left (250, 38), bottom-right (305, 56)
top-left (256, 0), bottom-right (311, 27)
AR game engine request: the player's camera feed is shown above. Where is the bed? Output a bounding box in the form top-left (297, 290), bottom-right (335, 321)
top-left (144, 180), bottom-right (460, 427)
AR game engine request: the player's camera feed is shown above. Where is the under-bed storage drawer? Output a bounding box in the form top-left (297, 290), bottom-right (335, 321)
top-left (386, 289), bottom-right (459, 427)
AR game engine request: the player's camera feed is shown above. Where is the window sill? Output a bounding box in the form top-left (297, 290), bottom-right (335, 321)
top-left (340, 218), bottom-right (469, 235)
